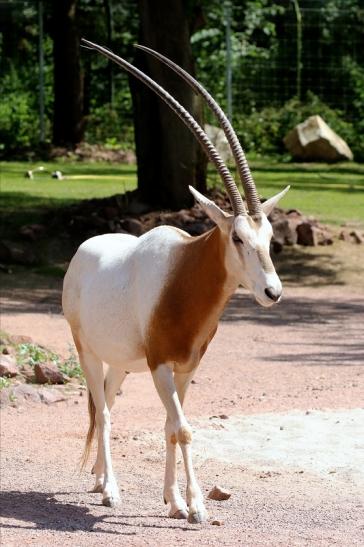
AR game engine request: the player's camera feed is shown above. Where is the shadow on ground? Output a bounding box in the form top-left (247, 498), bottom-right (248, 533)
top-left (222, 291), bottom-right (364, 326)
top-left (0, 491), bottom-right (196, 535)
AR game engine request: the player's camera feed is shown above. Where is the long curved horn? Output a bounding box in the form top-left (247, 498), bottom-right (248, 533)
top-left (135, 44), bottom-right (262, 218)
top-left (81, 39), bottom-right (246, 216)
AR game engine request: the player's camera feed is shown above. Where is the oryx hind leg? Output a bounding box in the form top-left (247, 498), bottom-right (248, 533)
top-left (73, 331), bottom-right (120, 507)
top-left (91, 366), bottom-right (127, 494)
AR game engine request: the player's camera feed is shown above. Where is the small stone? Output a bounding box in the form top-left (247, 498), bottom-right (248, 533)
top-left (11, 335), bottom-right (33, 345)
top-left (219, 414), bottom-right (229, 420)
top-left (0, 355), bottom-right (18, 377)
top-left (120, 218), bottom-right (143, 236)
top-left (2, 347), bottom-right (10, 355)
top-left (211, 520), bottom-right (224, 526)
top-left (34, 362), bottom-right (65, 385)
top-left (19, 224), bottom-right (46, 241)
top-left (208, 486), bottom-right (231, 501)
top-left (339, 229), bottom-right (351, 242)
top-left (350, 230), bottom-right (363, 244)
top-left (279, 426), bottom-right (284, 430)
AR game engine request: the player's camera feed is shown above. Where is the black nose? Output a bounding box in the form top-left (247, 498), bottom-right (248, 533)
top-left (265, 287), bottom-right (281, 302)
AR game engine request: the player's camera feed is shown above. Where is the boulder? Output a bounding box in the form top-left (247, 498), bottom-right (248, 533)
top-left (284, 115), bottom-right (353, 162)
top-left (0, 355), bottom-right (18, 377)
top-left (34, 362), bottom-right (65, 385)
top-left (205, 124), bottom-right (234, 164)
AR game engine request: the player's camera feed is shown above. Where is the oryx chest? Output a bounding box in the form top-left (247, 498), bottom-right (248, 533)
top-left (145, 227), bottom-right (228, 372)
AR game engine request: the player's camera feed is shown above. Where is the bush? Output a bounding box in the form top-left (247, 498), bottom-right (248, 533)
top-left (235, 91), bottom-right (361, 160)
top-left (84, 103), bottom-right (134, 150)
top-left (0, 87), bottom-right (38, 150)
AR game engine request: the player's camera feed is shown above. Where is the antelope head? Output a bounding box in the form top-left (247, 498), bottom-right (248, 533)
top-left (81, 40), bottom-right (289, 308)
top-left (189, 185), bottom-right (289, 307)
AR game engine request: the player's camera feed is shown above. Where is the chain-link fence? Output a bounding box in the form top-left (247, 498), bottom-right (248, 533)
top-left (1, 0), bottom-right (363, 151)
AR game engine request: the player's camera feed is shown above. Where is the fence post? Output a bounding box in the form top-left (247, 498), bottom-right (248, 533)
top-left (38, 0), bottom-right (45, 143)
top-left (224, 1), bottom-right (233, 121)
top-left (292, 0), bottom-right (302, 101)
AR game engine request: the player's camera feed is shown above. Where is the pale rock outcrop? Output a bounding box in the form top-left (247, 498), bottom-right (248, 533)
top-left (284, 115), bottom-right (353, 162)
top-left (205, 124), bottom-right (234, 164)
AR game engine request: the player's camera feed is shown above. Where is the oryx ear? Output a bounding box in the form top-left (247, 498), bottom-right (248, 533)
top-left (261, 186), bottom-right (290, 217)
top-left (189, 186), bottom-right (231, 228)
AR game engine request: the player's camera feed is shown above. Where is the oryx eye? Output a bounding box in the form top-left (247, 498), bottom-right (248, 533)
top-left (232, 232), bottom-right (243, 244)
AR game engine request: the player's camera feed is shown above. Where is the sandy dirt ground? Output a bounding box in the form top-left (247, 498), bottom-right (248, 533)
top-left (1, 275), bottom-right (364, 546)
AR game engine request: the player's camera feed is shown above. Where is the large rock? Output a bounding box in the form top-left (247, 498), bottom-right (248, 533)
top-left (205, 124), bottom-right (234, 164)
top-left (284, 115), bottom-right (353, 162)
top-left (34, 362), bottom-right (65, 384)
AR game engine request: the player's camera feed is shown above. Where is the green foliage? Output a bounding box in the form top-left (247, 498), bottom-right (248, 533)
top-left (14, 340), bottom-right (84, 381)
top-left (16, 343), bottom-right (59, 368)
top-left (0, 377), bottom-right (11, 390)
top-left (59, 349), bottom-right (84, 380)
top-left (0, 74), bottom-right (38, 149)
top-left (235, 92), bottom-right (359, 159)
top-left (1, 0), bottom-right (363, 163)
top-left (85, 103), bottom-right (134, 149)
top-left (341, 58), bottom-right (364, 162)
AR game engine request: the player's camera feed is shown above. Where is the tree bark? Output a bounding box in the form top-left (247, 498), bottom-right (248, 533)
top-left (131, 0), bottom-right (207, 210)
top-left (53, 0), bottom-right (84, 146)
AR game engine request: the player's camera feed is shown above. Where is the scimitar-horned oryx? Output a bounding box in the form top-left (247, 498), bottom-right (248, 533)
top-left (62, 40), bottom-right (289, 524)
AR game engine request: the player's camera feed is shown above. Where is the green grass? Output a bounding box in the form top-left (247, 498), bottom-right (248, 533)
top-left (0, 161), bottom-right (137, 235)
top-left (250, 159), bottom-right (364, 226)
top-left (1, 159), bottom-right (363, 229)
top-left (0, 161), bottom-right (136, 209)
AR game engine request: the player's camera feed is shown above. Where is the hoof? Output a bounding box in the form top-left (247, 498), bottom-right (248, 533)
top-left (102, 496), bottom-right (120, 508)
top-left (170, 509), bottom-right (188, 520)
top-left (90, 484), bottom-right (103, 493)
top-left (188, 511), bottom-right (207, 524)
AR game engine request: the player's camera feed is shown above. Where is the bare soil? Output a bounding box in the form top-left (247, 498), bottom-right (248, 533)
top-left (1, 269), bottom-right (364, 546)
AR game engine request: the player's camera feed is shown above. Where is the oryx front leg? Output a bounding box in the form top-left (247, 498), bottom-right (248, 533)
top-left (152, 364), bottom-right (207, 524)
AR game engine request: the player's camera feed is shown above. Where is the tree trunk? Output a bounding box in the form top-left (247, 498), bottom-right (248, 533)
top-left (131, 0), bottom-right (207, 210)
top-left (53, 0), bottom-right (84, 146)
